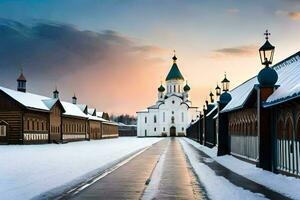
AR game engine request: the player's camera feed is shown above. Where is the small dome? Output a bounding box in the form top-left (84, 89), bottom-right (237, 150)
top-left (257, 67), bottom-right (278, 87)
top-left (184, 84), bottom-right (190, 91)
top-left (158, 85), bottom-right (165, 92)
top-left (220, 92), bottom-right (232, 104)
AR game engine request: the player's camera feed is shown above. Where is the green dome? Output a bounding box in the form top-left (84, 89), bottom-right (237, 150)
top-left (165, 55), bottom-right (184, 81)
top-left (184, 83), bottom-right (190, 91)
top-left (258, 67), bottom-right (278, 87)
top-left (158, 84), bottom-right (165, 92)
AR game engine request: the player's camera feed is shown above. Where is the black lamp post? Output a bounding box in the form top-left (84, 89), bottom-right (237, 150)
top-left (209, 91), bottom-right (214, 103)
top-left (259, 30), bottom-right (275, 67)
top-left (215, 84), bottom-right (221, 96)
top-left (221, 73), bottom-right (230, 92)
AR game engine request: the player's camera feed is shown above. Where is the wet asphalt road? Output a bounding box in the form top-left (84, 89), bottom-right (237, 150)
top-left (68, 138), bottom-right (206, 200)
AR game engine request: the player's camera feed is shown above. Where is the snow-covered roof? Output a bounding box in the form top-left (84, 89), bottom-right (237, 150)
top-left (61, 101), bottom-right (88, 118)
top-left (213, 113), bottom-right (218, 119)
top-left (0, 86), bottom-right (51, 111)
top-left (88, 114), bottom-right (106, 121)
top-left (222, 51), bottom-right (300, 112)
top-left (77, 104), bottom-right (87, 112)
top-left (88, 108), bottom-right (96, 116)
top-left (96, 111), bottom-right (104, 117)
top-left (136, 109), bottom-right (149, 113)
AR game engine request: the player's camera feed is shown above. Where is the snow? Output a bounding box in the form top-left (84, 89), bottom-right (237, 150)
top-left (61, 101), bottom-right (87, 118)
top-left (222, 52), bottom-right (300, 112)
top-left (0, 137), bottom-right (162, 200)
top-left (182, 138), bottom-right (300, 200)
top-left (142, 143), bottom-right (168, 200)
top-left (179, 139), bottom-right (268, 200)
top-left (0, 86), bottom-right (51, 111)
top-left (88, 114), bottom-right (106, 121)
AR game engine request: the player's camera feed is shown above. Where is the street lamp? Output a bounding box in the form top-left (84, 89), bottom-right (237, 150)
top-left (215, 84), bottom-right (221, 96)
top-left (259, 30), bottom-right (275, 67)
top-left (209, 91), bottom-right (214, 103)
top-left (221, 73), bottom-right (230, 92)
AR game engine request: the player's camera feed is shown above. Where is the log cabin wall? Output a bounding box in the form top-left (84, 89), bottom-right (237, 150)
top-left (88, 120), bottom-right (101, 139)
top-left (102, 123), bottom-right (118, 139)
top-left (49, 103), bottom-right (62, 142)
top-left (23, 110), bottom-right (49, 144)
top-left (62, 116), bottom-right (87, 141)
top-left (228, 108), bottom-right (258, 162)
top-left (0, 91), bottom-right (23, 144)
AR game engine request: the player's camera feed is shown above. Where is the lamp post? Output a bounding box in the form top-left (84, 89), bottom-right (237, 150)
top-left (215, 84), bottom-right (221, 97)
top-left (209, 91), bottom-right (214, 103)
top-left (259, 30), bottom-right (275, 67)
top-left (221, 73), bottom-right (230, 92)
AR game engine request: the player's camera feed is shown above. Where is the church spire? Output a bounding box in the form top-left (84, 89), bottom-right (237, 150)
top-left (166, 51), bottom-right (184, 81)
top-left (172, 50), bottom-right (177, 63)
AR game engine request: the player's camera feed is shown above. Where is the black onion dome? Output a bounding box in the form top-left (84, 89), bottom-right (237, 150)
top-left (158, 84), bottom-right (165, 92)
top-left (257, 67), bottom-right (278, 87)
top-left (220, 92), bottom-right (232, 104)
top-left (184, 83), bottom-right (190, 91)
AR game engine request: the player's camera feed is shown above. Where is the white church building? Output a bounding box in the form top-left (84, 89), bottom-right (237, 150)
top-left (137, 55), bottom-right (199, 137)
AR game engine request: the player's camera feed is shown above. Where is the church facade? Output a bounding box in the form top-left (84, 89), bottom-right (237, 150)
top-left (137, 55), bottom-right (199, 137)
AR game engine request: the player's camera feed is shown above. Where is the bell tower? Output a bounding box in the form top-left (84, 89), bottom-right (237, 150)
top-left (17, 67), bottom-right (27, 93)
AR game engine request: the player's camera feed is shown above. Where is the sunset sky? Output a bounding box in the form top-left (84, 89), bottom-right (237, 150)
top-left (0, 0), bottom-right (300, 115)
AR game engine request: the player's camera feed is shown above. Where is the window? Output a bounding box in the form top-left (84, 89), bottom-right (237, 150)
top-left (163, 127), bottom-right (165, 131)
top-left (182, 127), bottom-right (184, 131)
top-left (37, 121), bottom-right (39, 131)
top-left (172, 100), bottom-right (175, 104)
top-left (173, 85), bottom-right (175, 92)
top-left (145, 117), bottom-right (147, 124)
top-left (182, 112), bottom-right (184, 122)
top-left (163, 112), bottom-right (165, 122)
top-left (154, 115), bottom-right (157, 123)
top-left (145, 129), bottom-right (147, 136)
top-left (0, 125), bottom-right (6, 136)
top-left (172, 111), bottom-right (174, 114)
top-left (171, 116), bottom-right (175, 124)
top-left (32, 121), bottom-right (34, 131)
top-left (154, 127), bottom-right (156, 132)
top-left (178, 85), bottom-right (181, 93)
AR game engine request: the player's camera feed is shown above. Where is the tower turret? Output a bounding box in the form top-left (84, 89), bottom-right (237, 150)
top-left (72, 93), bottom-right (77, 104)
top-left (17, 68), bottom-right (27, 92)
top-left (53, 87), bottom-right (59, 99)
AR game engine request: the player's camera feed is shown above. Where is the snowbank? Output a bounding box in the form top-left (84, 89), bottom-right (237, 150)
top-left (0, 137), bottom-right (162, 200)
top-left (182, 138), bottom-right (300, 200)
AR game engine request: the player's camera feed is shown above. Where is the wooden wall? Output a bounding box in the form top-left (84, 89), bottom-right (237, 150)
top-left (62, 116), bottom-right (87, 141)
top-left (89, 120), bottom-right (101, 139)
top-left (102, 123), bottom-right (118, 138)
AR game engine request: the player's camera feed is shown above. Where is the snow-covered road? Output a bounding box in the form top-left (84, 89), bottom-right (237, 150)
top-left (0, 137), bottom-right (162, 200)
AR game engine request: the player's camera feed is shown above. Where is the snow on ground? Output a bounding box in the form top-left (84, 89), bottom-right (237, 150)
top-left (142, 141), bottom-right (169, 200)
top-left (179, 139), bottom-right (268, 200)
top-left (182, 138), bottom-right (300, 200)
top-left (0, 137), bottom-right (162, 200)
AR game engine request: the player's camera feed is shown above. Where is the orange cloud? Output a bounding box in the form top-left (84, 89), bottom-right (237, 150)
top-left (288, 11), bottom-right (300, 20)
top-left (210, 45), bottom-right (258, 59)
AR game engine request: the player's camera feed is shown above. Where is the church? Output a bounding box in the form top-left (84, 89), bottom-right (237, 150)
top-left (137, 54), bottom-right (199, 137)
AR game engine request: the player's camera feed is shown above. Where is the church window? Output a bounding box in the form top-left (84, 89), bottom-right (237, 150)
top-left (163, 127), bottom-right (165, 131)
top-left (154, 127), bottom-right (156, 132)
top-left (173, 85), bottom-right (176, 92)
top-left (182, 112), bottom-right (184, 122)
top-left (154, 115), bottom-right (157, 123)
top-left (171, 116), bottom-right (175, 123)
top-left (145, 117), bottom-right (147, 124)
top-left (182, 127), bottom-right (184, 131)
top-left (172, 100), bottom-right (175, 104)
top-left (163, 112), bottom-right (165, 122)
top-left (0, 125), bottom-right (6, 136)
top-left (145, 129), bottom-right (147, 136)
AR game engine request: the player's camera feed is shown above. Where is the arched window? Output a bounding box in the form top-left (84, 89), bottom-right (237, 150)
top-left (181, 112), bottom-right (184, 122)
top-left (163, 112), bottom-right (165, 122)
top-left (145, 117), bottom-right (147, 124)
top-left (171, 116), bottom-right (175, 124)
top-left (286, 117), bottom-right (293, 140)
top-left (154, 127), bottom-right (156, 132)
top-left (173, 85), bottom-right (176, 92)
top-left (154, 115), bottom-right (157, 123)
top-left (277, 119), bottom-right (284, 139)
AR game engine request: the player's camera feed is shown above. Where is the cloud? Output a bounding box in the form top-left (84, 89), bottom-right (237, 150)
top-left (288, 11), bottom-right (300, 20)
top-left (226, 8), bottom-right (240, 14)
top-left (275, 10), bottom-right (300, 20)
top-left (0, 19), bottom-right (168, 114)
top-left (211, 45), bottom-right (258, 58)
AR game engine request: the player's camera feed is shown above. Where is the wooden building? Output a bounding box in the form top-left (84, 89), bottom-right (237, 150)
top-left (118, 123), bottom-right (137, 136)
top-left (0, 72), bottom-right (118, 144)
